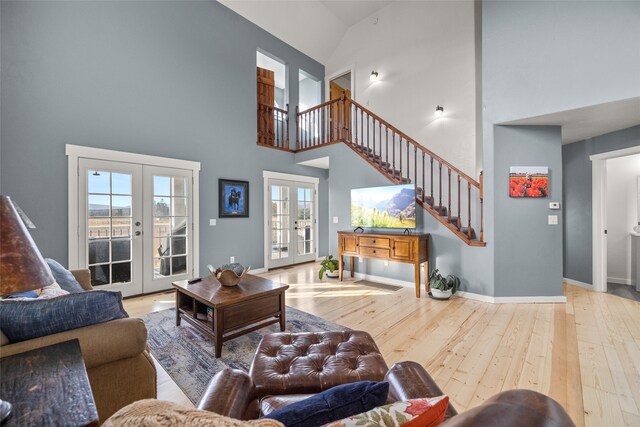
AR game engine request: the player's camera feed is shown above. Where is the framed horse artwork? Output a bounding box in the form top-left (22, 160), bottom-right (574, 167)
top-left (219, 179), bottom-right (249, 218)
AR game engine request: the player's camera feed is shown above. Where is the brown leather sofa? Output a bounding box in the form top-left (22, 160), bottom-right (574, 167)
top-left (196, 331), bottom-right (575, 427)
top-left (197, 363), bottom-right (574, 427)
top-left (0, 269), bottom-right (157, 422)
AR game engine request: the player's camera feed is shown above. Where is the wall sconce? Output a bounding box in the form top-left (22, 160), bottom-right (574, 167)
top-left (370, 71), bottom-right (378, 82)
top-left (435, 105), bottom-right (444, 117)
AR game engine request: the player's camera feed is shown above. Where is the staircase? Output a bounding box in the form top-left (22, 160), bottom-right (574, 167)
top-left (257, 93), bottom-right (485, 246)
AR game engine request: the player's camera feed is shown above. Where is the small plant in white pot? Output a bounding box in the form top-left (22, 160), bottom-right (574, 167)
top-left (319, 255), bottom-right (340, 279)
top-left (428, 269), bottom-right (460, 300)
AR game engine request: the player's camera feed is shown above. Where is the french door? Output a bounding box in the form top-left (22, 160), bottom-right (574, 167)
top-left (268, 178), bottom-right (317, 269)
top-left (78, 159), bottom-right (194, 296)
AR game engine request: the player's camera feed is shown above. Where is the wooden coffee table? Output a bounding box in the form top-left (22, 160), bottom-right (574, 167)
top-left (172, 274), bottom-right (289, 357)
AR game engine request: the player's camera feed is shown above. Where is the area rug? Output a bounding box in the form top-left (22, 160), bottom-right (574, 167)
top-left (143, 307), bottom-right (348, 404)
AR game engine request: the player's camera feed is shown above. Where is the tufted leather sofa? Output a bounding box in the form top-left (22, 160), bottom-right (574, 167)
top-left (196, 331), bottom-right (575, 426)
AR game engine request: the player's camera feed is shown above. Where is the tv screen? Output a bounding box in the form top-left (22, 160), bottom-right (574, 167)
top-left (351, 184), bottom-right (416, 229)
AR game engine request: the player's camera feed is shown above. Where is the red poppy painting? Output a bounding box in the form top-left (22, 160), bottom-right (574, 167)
top-left (509, 166), bottom-right (549, 198)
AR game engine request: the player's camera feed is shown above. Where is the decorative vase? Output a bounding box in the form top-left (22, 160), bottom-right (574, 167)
top-left (430, 288), bottom-right (452, 300)
top-left (326, 270), bottom-right (339, 278)
top-left (214, 265), bottom-right (250, 287)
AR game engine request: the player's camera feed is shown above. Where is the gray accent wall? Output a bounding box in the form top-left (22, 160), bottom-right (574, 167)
top-left (494, 126), bottom-right (563, 296)
top-left (296, 144), bottom-right (494, 296)
top-left (482, 0), bottom-right (640, 297)
top-left (562, 125), bottom-right (640, 284)
top-left (0, 1), bottom-right (326, 272)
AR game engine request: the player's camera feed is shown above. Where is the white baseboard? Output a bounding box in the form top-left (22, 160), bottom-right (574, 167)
top-left (456, 291), bottom-right (494, 303)
top-left (346, 272), bottom-right (566, 303)
top-left (250, 267), bottom-right (267, 274)
top-left (563, 277), bottom-right (593, 289)
top-left (457, 291), bottom-right (567, 304)
top-left (608, 277), bottom-right (632, 285)
top-left (351, 272), bottom-right (415, 288)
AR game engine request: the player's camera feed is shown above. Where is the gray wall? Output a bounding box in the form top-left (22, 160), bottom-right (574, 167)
top-left (296, 144), bottom-right (494, 296)
top-left (0, 1), bottom-right (326, 273)
top-left (562, 125), bottom-right (640, 284)
top-left (482, 0), bottom-right (640, 297)
top-left (494, 126), bottom-right (563, 296)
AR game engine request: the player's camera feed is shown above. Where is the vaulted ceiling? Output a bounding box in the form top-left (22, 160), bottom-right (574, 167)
top-left (219, 0), bottom-right (392, 64)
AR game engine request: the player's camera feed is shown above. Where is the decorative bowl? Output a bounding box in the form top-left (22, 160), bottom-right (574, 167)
top-left (213, 263), bottom-right (250, 287)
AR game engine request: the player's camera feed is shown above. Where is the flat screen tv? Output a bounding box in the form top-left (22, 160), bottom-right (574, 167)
top-left (351, 184), bottom-right (416, 229)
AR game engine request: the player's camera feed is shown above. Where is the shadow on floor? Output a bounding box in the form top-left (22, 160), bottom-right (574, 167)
top-left (607, 282), bottom-right (640, 302)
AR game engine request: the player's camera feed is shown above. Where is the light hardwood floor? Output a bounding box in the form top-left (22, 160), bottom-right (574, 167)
top-left (123, 263), bottom-right (640, 427)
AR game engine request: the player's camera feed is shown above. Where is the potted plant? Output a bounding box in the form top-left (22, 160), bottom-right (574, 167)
top-left (319, 255), bottom-right (340, 279)
top-left (428, 269), bottom-right (460, 300)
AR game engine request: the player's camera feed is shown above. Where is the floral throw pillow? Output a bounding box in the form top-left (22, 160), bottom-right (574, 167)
top-left (323, 396), bottom-right (449, 427)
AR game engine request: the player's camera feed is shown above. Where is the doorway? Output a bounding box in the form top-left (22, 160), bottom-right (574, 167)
top-left (591, 146), bottom-right (640, 294)
top-left (257, 50), bottom-right (287, 147)
top-left (68, 145), bottom-right (200, 297)
top-left (263, 171), bottom-right (318, 270)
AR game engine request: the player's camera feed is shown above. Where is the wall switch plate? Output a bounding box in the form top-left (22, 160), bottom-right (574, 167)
top-left (359, 257), bottom-right (363, 262)
top-left (230, 256), bottom-right (235, 263)
top-left (209, 219), bottom-right (216, 226)
top-left (333, 217), bottom-right (339, 224)
top-left (548, 215), bottom-right (558, 225)
top-left (384, 260), bottom-right (389, 266)
top-left (549, 202), bottom-right (560, 210)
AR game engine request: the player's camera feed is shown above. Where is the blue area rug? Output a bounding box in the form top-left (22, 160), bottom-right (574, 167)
top-left (143, 307), bottom-right (347, 404)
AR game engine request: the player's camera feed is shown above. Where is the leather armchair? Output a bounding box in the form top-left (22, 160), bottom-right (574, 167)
top-left (0, 269), bottom-right (157, 422)
top-left (197, 362), bottom-right (575, 427)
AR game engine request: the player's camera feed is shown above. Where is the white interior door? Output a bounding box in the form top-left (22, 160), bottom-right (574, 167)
top-left (143, 166), bottom-right (194, 293)
top-left (268, 178), bottom-right (317, 269)
top-left (78, 160), bottom-right (195, 296)
top-left (79, 159), bottom-right (143, 297)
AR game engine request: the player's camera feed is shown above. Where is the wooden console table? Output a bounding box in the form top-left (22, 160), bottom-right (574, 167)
top-left (338, 231), bottom-right (429, 298)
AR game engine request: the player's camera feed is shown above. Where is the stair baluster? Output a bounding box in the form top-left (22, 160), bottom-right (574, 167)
top-left (448, 168), bottom-right (452, 224)
top-left (467, 183), bottom-right (472, 239)
top-left (457, 175), bottom-right (461, 229)
top-left (438, 162), bottom-right (443, 216)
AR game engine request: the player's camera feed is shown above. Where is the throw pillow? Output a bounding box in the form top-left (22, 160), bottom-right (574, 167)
top-left (2, 283), bottom-right (69, 301)
top-left (0, 290), bottom-right (128, 343)
top-left (45, 258), bottom-right (85, 293)
top-left (264, 381), bottom-right (389, 427)
top-left (103, 399), bottom-right (284, 427)
top-left (323, 396), bottom-right (449, 427)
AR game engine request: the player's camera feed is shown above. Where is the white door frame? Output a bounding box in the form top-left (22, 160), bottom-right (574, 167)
top-left (66, 144), bottom-right (200, 281)
top-left (590, 145), bottom-right (640, 292)
top-left (325, 65), bottom-right (356, 101)
top-left (263, 171), bottom-right (319, 270)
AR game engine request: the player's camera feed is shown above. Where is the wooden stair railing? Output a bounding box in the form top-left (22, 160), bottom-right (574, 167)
top-left (258, 93), bottom-right (485, 246)
top-left (257, 102), bottom-right (290, 151)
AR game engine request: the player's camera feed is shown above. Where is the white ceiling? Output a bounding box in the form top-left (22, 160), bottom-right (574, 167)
top-left (319, 1), bottom-right (393, 27)
top-left (298, 156), bottom-right (330, 169)
top-left (219, 0), bottom-right (392, 64)
top-left (502, 97), bottom-right (640, 144)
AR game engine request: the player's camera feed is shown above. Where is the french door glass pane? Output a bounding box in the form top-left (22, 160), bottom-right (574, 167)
top-left (271, 185), bottom-right (291, 261)
top-left (87, 170), bottom-right (135, 287)
top-left (153, 175), bottom-right (189, 278)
